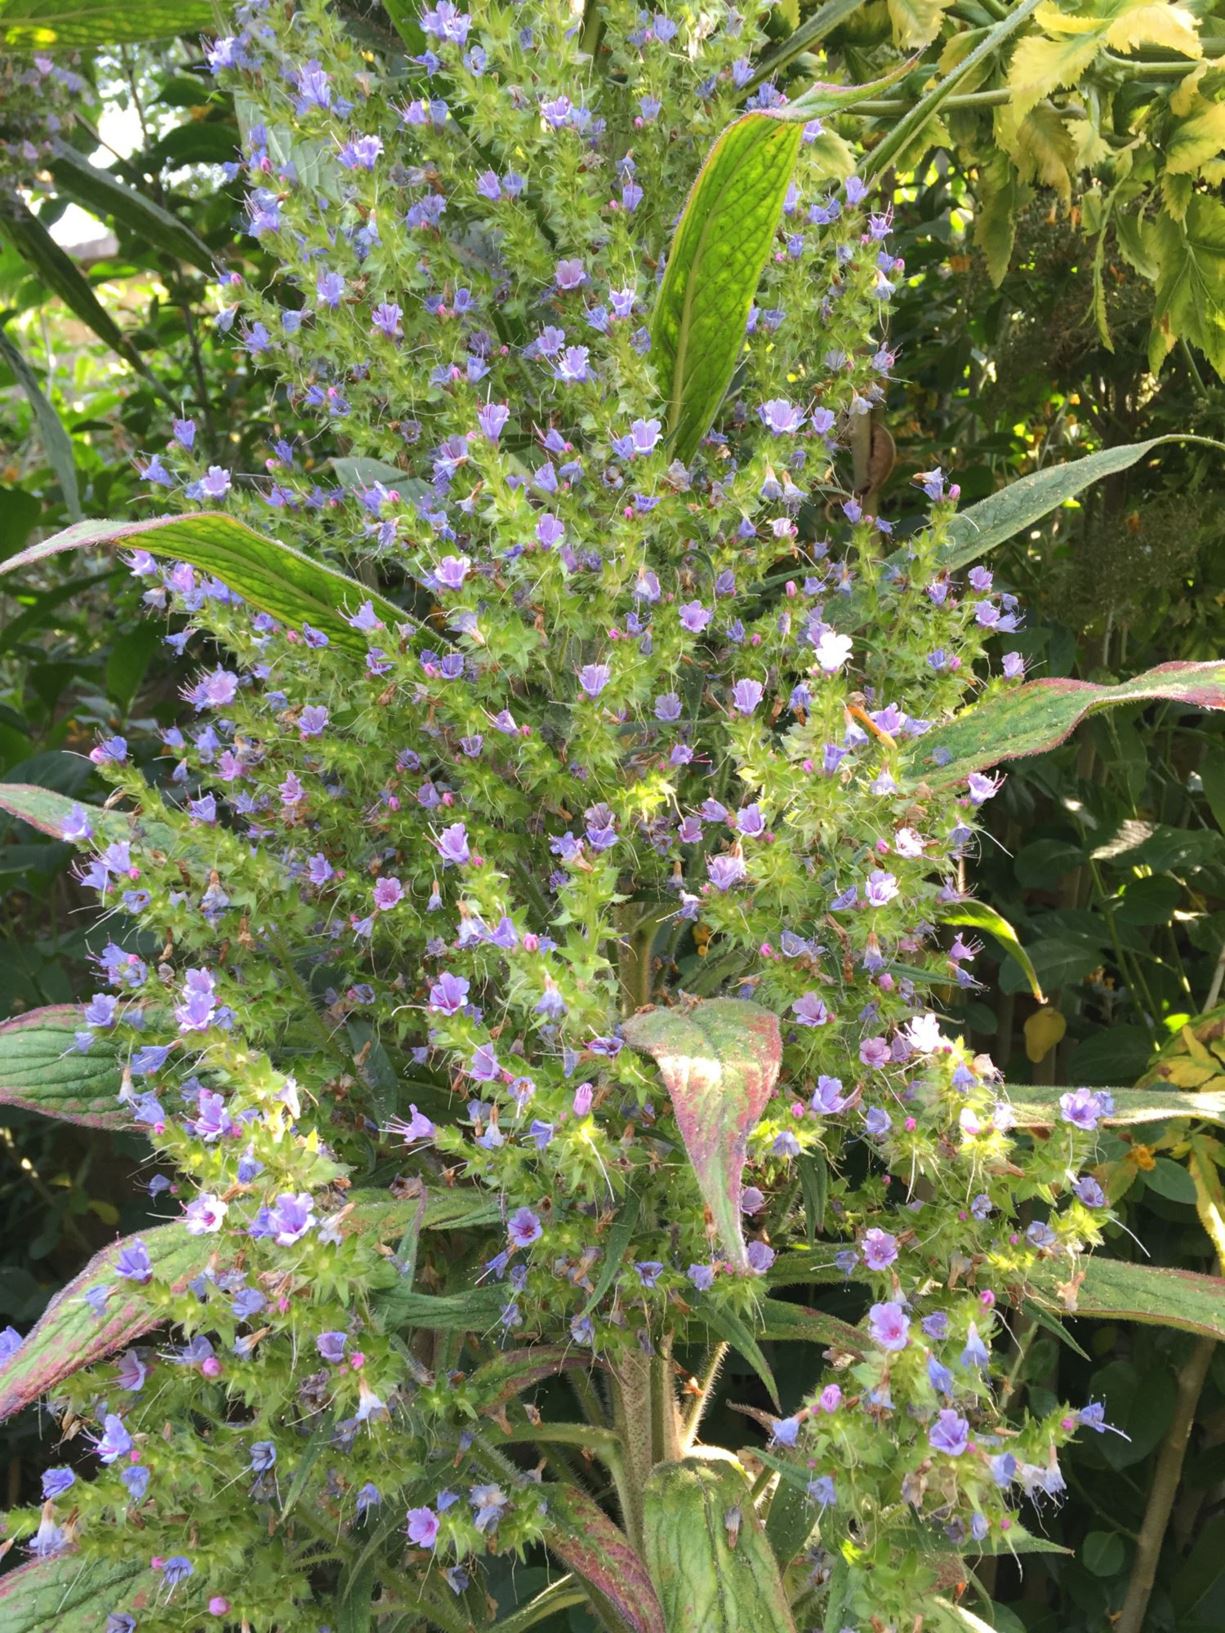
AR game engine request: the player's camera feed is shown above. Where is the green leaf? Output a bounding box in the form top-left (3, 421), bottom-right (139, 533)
top-left (643, 1458), bottom-right (798, 1633)
top-left (939, 434), bottom-right (1225, 571)
top-left (0, 780), bottom-right (127, 843)
top-left (796, 1150), bottom-right (828, 1245)
top-left (1148, 195), bottom-right (1225, 375)
top-left (0, 1005), bottom-right (129, 1129)
top-left (0, 326), bottom-right (80, 522)
top-left (469, 1346), bottom-right (593, 1409)
top-left (693, 1294), bottom-right (780, 1409)
top-left (907, 662), bottom-right (1225, 788)
top-left (580, 1188), bottom-right (641, 1316)
top-left (47, 140), bottom-right (214, 272)
top-left (887, 0), bottom-right (954, 49)
top-left (1, 513), bottom-right (405, 656)
top-left (542, 1485), bottom-right (666, 1633)
top-left (1006, 29), bottom-right (1103, 122)
top-left (940, 899), bottom-right (1044, 1001)
top-left (757, 1297), bottom-right (866, 1355)
top-left (0, 1556), bottom-right (146, 1633)
top-left (652, 114), bottom-right (804, 462)
top-left (746, 0), bottom-right (870, 96)
top-left (1007, 1084), bottom-right (1225, 1129)
top-left (1166, 101), bottom-right (1225, 176)
top-left (0, 192), bottom-right (153, 383)
top-left (379, 0), bottom-right (427, 54)
top-left (1034, 1256), bottom-right (1225, 1341)
top-left (974, 151), bottom-right (1021, 287)
top-left (622, 999), bottom-right (782, 1272)
top-left (0, 0), bottom-right (215, 47)
top-left (0, 1222), bottom-right (207, 1422)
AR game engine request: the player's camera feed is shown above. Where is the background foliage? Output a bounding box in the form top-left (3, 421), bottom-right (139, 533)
top-left (0, 2), bottom-right (1223, 1630)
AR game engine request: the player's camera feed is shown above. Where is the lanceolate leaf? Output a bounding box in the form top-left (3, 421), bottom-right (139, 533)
top-left (938, 434), bottom-right (1225, 571)
top-left (0, 1555), bottom-right (146, 1633)
top-left (1035, 1257), bottom-right (1225, 1342)
top-left (652, 115), bottom-right (803, 463)
top-left (0, 0), bottom-right (215, 47)
top-left (542, 1486), bottom-right (666, 1633)
top-left (0, 1223), bottom-right (205, 1422)
top-left (940, 900), bottom-right (1045, 1002)
top-left (1008, 1085), bottom-right (1225, 1129)
top-left (907, 663), bottom-right (1225, 788)
top-left (1, 513), bottom-right (405, 655)
top-left (0, 326), bottom-right (81, 521)
top-left (0, 1006), bottom-right (128, 1129)
top-left (48, 140), bottom-right (214, 272)
top-left (622, 999), bottom-right (782, 1272)
top-left (0, 781), bottom-right (128, 843)
top-left (469, 1346), bottom-right (595, 1409)
top-left (643, 1458), bottom-right (798, 1633)
top-left (757, 1298), bottom-right (866, 1356)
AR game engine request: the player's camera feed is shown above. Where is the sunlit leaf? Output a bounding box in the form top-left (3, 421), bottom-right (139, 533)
top-left (0, 780), bottom-right (127, 842)
top-left (622, 999), bottom-right (781, 1272)
top-left (0, 1556), bottom-right (146, 1633)
top-left (1034, 1256), bottom-right (1225, 1340)
top-left (1148, 195), bottom-right (1225, 374)
top-left (0, 325), bottom-right (80, 521)
top-left (1007, 31), bottom-right (1103, 121)
top-left (0, 0), bottom-right (213, 46)
top-left (1007, 1085), bottom-right (1225, 1127)
top-left (907, 662), bottom-right (1225, 787)
top-left (886, 0), bottom-right (954, 48)
top-left (940, 899), bottom-right (1045, 1002)
top-left (0, 1005), bottom-right (128, 1129)
top-left (0, 1223), bottom-right (206, 1422)
top-left (542, 1485), bottom-right (666, 1633)
top-left (1, 513), bottom-right (405, 656)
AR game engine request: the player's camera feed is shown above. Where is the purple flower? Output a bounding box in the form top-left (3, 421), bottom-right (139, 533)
top-left (338, 134), bottom-right (383, 170)
top-left (773, 1414), bottom-right (802, 1447)
top-left (1074, 1175), bottom-right (1106, 1208)
top-left (731, 678), bottom-right (764, 715)
top-left (316, 269), bottom-right (346, 308)
top-left (554, 258), bottom-right (586, 290)
top-left (469, 1043), bottom-right (499, 1081)
top-left (121, 1463), bottom-right (150, 1501)
top-left (299, 704), bottom-right (329, 738)
top-left (373, 876), bottom-right (404, 911)
top-left (859, 1037), bottom-right (890, 1069)
top-left (678, 600), bottom-right (711, 633)
top-left (655, 692), bottom-right (682, 722)
top-left (811, 1076), bottom-right (850, 1115)
top-left (929, 1409), bottom-right (970, 1457)
top-left (508, 1207), bottom-right (542, 1248)
top-left (469, 1482), bottom-right (508, 1532)
top-left (759, 399), bottom-right (806, 435)
top-left (861, 1228), bottom-right (898, 1271)
top-left (792, 992), bottom-right (829, 1027)
top-left (864, 869), bottom-right (898, 907)
top-left (477, 402), bottom-right (510, 441)
top-left (707, 854), bottom-right (746, 891)
top-left (422, 1), bottom-right (470, 43)
top-left (199, 465), bottom-right (231, 499)
top-left (92, 1413), bottom-right (132, 1463)
top-left (265, 1192), bottom-right (315, 1246)
top-left (183, 1193), bottom-right (228, 1235)
top-left (967, 771), bottom-right (1002, 805)
top-left (115, 1238), bottom-right (152, 1284)
top-left (372, 302), bottom-right (403, 338)
top-left (42, 1467), bottom-right (75, 1499)
top-left (867, 1301), bottom-right (909, 1351)
top-left (429, 971), bottom-right (470, 1014)
top-left (1059, 1088), bottom-right (1114, 1131)
top-left (172, 417), bottom-right (195, 450)
top-left (317, 1330), bottom-right (348, 1364)
top-left (249, 1440), bottom-right (277, 1472)
top-left (688, 1263), bottom-right (716, 1290)
top-left (116, 1349), bottom-right (148, 1391)
top-left (555, 345), bottom-right (591, 382)
top-left (407, 1505), bottom-right (440, 1546)
top-left (160, 1556), bottom-right (193, 1589)
top-left (578, 663), bottom-right (611, 699)
top-left (746, 1240), bottom-right (775, 1274)
top-left (436, 821), bottom-right (471, 866)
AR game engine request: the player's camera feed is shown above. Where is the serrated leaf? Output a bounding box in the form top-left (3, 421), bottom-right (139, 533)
top-left (1007, 31), bottom-right (1103, 122)
top-left (0, 325), bottom-right (80, 521)
top-left (1105, 1), bottom-right (1201, 58)
top-left (886, 0), bottom-right (954, 49)
top-left (0, 513), bottom-right (404, 656)
top-left (0, 1555), bottom-right (146, 1633)
top-left (974, 151), bottom-right (1021, 287)
top-left (1035, 1255), bottom-right (1225, 1340)
top-left (1002, 103), bottom-right (1075, 202)
top-left (542, 1485), bottom-right (666, 1633)
top-left (0, 1222), bottom-right (206, 1421)
top-left (940, 900), bottom-right (1045, 1002)
top-left (622, 999), bottom-right (781, 1272)
top-left (0, 1005), bottom-right (129, 1128)
top-left (0, 0), bottom-right (215, 46)
top-left (907, 661), bottom-right (1225, 788)
top-left (652, 114), bottom-right (803, 462)
top-left (643, 1458), bottom-right (798, 1633)
top-left (1166, 101), bottom-right (1225, 175)
top-left (939, 434), bottom-right (1222, 570)
top-left (1149, 195), bottom-right (1225, 374)
top-left (1007, 1084), bottom-right (1225, 1127)
top-left (47, 139), bottom-right (213, 270)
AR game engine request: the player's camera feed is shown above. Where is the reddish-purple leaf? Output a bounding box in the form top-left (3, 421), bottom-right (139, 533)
top-left (622, 1000), bottom-right (782, 1273)
top-left (0, 1554), bottom-right (148, 1633)
top-left (0, 1223), bottom-right (207, 1422)
top-left (910, 662), bottom-right (1225, 787)
top-left (543, 1485), bottom-right (666, 1633)
top-left (0, 1006), bottom-right (129, 1130)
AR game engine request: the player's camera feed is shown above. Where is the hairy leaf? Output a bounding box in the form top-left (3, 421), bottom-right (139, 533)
top-left (0, 326), bottom-right (81, 520)
top-left (939, 434), bottom-right (1224, 570)
top-left (1, 513), bottom-right (404, 655)
top-left (1035, 1256), bottom-right (1225, 1341)
top-left (469, 1346), bottom-right (595, 1409)
top-left (940, 900), bottom-right (1045, 1001)
top-left (757, 1298), bottom-right (866, 1355)
top-left (0, 1006), bottom-right (128, 1129)
top-left (0, 1223), bottom-right (205, 1422)
top-left (543, 1486), bottom-right (666, 1633)
top-left (1007, 1085), bottom-right (1225, 1128)
top-left (0, 780), bottom-right (127, 842)
top-left (643, 1458), bottom-right (798, 1633)
top-left (0, 1555), bottom-right (146, 1633)
top-left (622, 999), bottom-right (781, 1272)
top-left (696, 1295), bottom-right (780, 1409)
top-left (907, 662), bottom-right (1225, 787)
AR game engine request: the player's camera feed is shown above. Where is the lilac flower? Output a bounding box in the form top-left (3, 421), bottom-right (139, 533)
top-left (554, 257), bottom-right (586, 290)
top-left (759, 399), bottom-right (806, 435)
top-left (198, 466), bottom-right (232, 499)
top-left (338, 134), bottom-right (383, 170)
top-left (172, 417), bottom-right (196, 450)
top-left (508, 1207), bottom-right (542, 1248)
top-left (116, 1349), bottom-right (148, 1391)
top-left (792, 992), bottom-right (830, 1027)
top-left (121, 1463), bottom-right (150, 1501)
top-left (161, 1557), bottom-right (193, 1589)
top-left (175, 967), bottom-right (218, 1033)
top-left (469, 1043), bottom-right (499, 1081)
top-left (1074, 1175), bottom-right (1106, 1208)
top-left (579, 663), bottom-right (611, 699)
top-left (678, 600), bottom-right (711, 633)
top-left (429, 971), bottom-right (470, 1014)
top-left (422, 1), bottom-right (470, 43)
top-left (922, 1312), bottom-right (951, 1340)
top-left (746, 1240), bottom-right (775, 1274)
top-left (707, 854), bottom-right (746, 891)
top-left (266, 1192), bottom-right (315, 1246)
top-left (184, 1193), bottom-right (228, 1235)
top-left (92, 1413), bottom-right (132, 1463)
top-left (469, 1483), bottom-right (508, 1532)
top-left (773, 1414), bottom-right (802, 1447)
top-left (811, 1076), bottom-right (850, 1115)
top-left (961, 1324), bottom-right (990, 1369)
top-left (1060, 1088), bottom-right (1114, 1131)
top-left (373, 876), bottom-right (404, 911)
top-left (299, 705), bottom-right (329, 738)
top-left (555, 345), bottom-right (591, 382)
top-left (818, 1383), bottom-right (843, 1413)
top-left (61, 804), bottom-right (93, 842)
top-left (929, 1409), bottom-right (970, 1456)
top-left (731, 678), bottom-right (764, 715)
top-left (436, 822), bottom-right (471, 865)
top-left (407, 1505), bottom-right (440, 1546)
top-left (688, 1263), bottom-right (716, 1291)
top-left (867, 1301), bottom-right (909, 1351)
top-left (808, 1475), bottom-right (837, 1506)
top-left (42, 1467), bottom-right (75, 1499)
top-left (864, 869), bottom-right (898, 907)
top-left (966, 771), bottom-right (1002, 805)
top-left (249, 1441), bottom-right (277, 1472)
top-left (115, 1238), bottom-right (152, 1284)
top-left (372, 302), bottom-right (403, 338)
top-left (862, 1228), bottom-right (898, 1271)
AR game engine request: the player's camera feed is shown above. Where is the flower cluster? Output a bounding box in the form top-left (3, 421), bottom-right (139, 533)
top-left (3, 3), bottom-right (1112, 1629)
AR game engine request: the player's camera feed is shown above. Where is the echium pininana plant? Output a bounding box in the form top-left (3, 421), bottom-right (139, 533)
top-left (3, 3), bottom-right (1222, 1631)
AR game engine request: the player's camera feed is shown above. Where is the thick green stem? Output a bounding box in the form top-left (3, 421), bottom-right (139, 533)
top-left (609, 1348), bottom-right (653, 1547)
top-left (682, 1341), bottom-right (729, 1450)
top-left (1117, 1336), bottom-right (1215, 1633)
